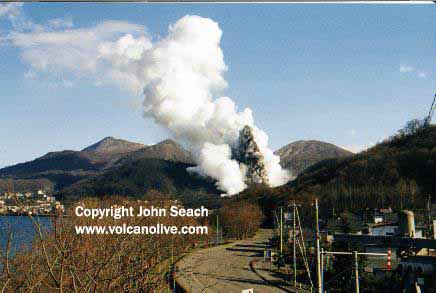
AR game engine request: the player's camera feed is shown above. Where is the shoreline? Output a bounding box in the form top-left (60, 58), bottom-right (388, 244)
top-left (0, 213), bottom-right (58, 217)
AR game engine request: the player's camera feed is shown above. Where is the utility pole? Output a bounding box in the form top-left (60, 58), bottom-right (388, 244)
top-left (280, 206), bottom-right (283, 254)
top-left (323, 251), bottom-right (388, 293)
top-left (315, 198), bottom-right (322, 293)
top-left (427, 195), bottom-right (432, 234)
top-left (427, 195), bottom-right (432, 255)
top-left (354, 251), bottom-right (359, 293)
top-left (292, 202), bottom-right (297, 289)
top-left (320, 247), bottom-right (324, 293)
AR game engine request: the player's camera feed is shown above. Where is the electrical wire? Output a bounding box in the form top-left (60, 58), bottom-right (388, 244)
top-left (296, 206), bottom-right (313, 288)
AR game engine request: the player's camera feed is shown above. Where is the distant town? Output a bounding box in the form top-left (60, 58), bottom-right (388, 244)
top-left (0, 190), bottom-right (64, 216)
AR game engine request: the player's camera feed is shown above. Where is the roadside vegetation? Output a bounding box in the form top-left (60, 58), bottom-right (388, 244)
top-left (0, 193), bottom-right (266, 291)
top-left (0, 195), bottom-right (211, 291)
top-left (219, 199), bottom-right (263, 239)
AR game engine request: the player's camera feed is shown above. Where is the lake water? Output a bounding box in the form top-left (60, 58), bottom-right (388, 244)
top-left (0, 216), bottom-right (52, 253)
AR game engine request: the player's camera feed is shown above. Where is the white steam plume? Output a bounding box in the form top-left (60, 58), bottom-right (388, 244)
top-left (9, 14), bottom-right (291, 195)
top-left (137, 15), bottom-right (291, 194)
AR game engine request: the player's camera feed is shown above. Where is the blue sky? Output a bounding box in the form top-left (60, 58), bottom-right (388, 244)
top-left (0, 4), bottom-right (435, 168)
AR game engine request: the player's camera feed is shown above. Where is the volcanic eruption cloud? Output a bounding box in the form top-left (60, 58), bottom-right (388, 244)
top-left (12, 14), bottom-right (291, 195)
top-left (137, 15), bottom-right (291, 195)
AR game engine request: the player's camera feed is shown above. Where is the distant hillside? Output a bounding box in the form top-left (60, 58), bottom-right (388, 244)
top-left (116, 139), bottom-right (194, 166)
top-left (0, 151), bottom-right (102, 177)
top-left (0, 150), bottom-right (103, 190)
top-left (59, 158), bottom-right (219, 207)
top-left (0, 178), bottom-right (54, 193)
top-left (82, 136), bottom-right (145, 155)
top-left (291, 125), bottom-right (436, 211)
top-left (275, 140), bottom-right (352, 175)
top-left (0, 137), bottom-right (193, 191)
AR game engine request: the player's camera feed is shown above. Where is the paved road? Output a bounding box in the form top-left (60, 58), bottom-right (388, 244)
top-left (176, 229), bottom-right (285, 293)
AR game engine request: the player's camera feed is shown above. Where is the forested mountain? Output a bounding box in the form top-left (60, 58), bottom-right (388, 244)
top-left (0, 150), bottom-right (104, 192)
top-left (275, 140), bottom-right (352, 175)
top-left (115, 139), bottom-right (194, 166)
top-left (0, 137), bottom-right (146, 180)
top-left (0, 137), bottom-right (193, 191)
top-left (291, 125), bottom-right (436, 211)
top-left (236, 124), bottom-right (436, 222)
top-left (3, 122), bottom-right (435, 214)
top-left (59, 158), bottom-right (219, 207)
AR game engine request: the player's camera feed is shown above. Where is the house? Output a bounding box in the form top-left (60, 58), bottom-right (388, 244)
top-left (370, 223), bottom-right (397, 236)
top-left (373, 214), bottom-right (384, 224)
top-left (326, 212), bottom-right (363, 233)
top-left (366, 222), bottom-right (424, 238)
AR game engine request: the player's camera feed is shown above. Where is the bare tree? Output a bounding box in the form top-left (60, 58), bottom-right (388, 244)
top-left (0, 197), bottom-right (206, 291)
top-left (220, 200), bottom-right (263, 239)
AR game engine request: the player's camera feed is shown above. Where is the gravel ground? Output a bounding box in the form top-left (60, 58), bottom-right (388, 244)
top-left (175, 229), bottom-right (285, 293)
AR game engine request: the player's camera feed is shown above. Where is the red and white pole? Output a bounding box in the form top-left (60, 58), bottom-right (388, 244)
top-left (387, 248), bottom-right (391, 271)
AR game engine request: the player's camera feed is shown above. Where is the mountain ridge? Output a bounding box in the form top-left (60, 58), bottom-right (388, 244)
top-left (290, 125), bottom-right (436, 211)
top-left (1, 136), bottom-right (358, 199)
top-left (0, 137), bottom-right (193, 191)
top-left (82, 136), bottom-right (145, 154)
top-left (275, 139), bottom-right (352, 175)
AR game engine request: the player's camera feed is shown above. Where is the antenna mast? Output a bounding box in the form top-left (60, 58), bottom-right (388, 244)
top-left (424, 93), bottom-right (436, 127)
